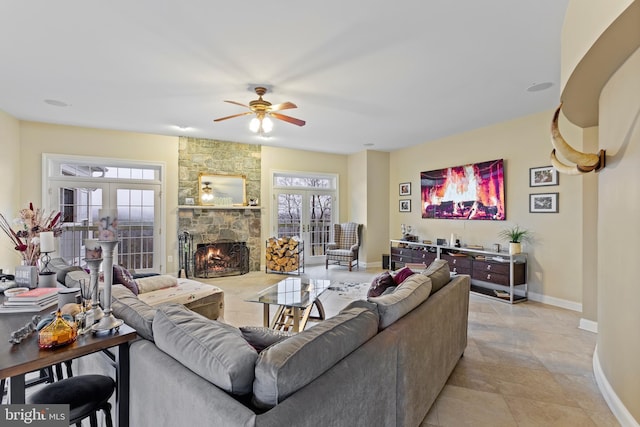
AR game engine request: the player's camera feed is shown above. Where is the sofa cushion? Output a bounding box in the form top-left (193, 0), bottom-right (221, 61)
top-left (392, 266), bottom-right (415, 284)
top-left (111, 285), bottom-right (156, 341)
top-left (367, 271), bottom-right (396, 298)
top-left (368, 274), bottom-right (432, 329)
top-left (113, 265), bottom-right (139, 295)
top-left (153, 304), bottom-right (257, 395)
top-left (240, 326), bottom-right (295, 352)
top-left (421, 259), bottom-right (451, 294)
top-left (253, 305), bottom-right (379, 409)
top-left (136, 274), bottom-right (177, 294)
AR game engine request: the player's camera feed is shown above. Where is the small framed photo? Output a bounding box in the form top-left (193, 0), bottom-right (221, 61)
top-left (399, 199), bottom-right (411, 212)
top-left (399, 182), bottom-right (411, 196)
top-left (530, 166), bottom-right (559, 187)
top-left (530, 193), bottom-right (559, 213)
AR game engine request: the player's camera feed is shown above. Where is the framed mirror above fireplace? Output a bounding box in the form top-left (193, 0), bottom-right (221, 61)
top-left (198, 173), bottom-right (247, 206)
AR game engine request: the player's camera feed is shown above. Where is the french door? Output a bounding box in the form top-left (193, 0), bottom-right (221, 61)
top-left (273, 190), bottom-right (334, 264)
top-left (48, 180), bottom-right (161, 272)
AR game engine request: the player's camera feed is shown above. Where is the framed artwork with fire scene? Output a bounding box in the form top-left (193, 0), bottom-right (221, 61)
top-left (420, 159), bottom-right (505, 220)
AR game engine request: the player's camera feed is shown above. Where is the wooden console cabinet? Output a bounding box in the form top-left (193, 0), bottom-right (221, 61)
top-left (390, 239), bottom-right (527, 304)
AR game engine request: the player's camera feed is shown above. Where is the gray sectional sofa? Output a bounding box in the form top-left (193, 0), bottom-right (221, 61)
top-left (78, 260), bottom-right (470, 427)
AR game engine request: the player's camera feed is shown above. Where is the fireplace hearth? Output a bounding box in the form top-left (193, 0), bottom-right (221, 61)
top-left (194, 241), bottom-right (249, 278)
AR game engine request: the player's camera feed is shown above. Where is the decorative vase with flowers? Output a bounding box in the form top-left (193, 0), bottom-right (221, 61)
top-left (0, 203), bottom-right (63, 268)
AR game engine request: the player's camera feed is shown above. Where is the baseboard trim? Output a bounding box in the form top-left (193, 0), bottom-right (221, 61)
top-left (526, 291), bottom-right (582, 312)
top-left (593, 345), bottom-right (639, 427)
top-left (579, 318), bottom-right (598, 333)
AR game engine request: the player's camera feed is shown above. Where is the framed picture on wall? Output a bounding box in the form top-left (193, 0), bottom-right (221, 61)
top-left (529, 193), bottom-right (559, 213)
top-left (399, 182), bottom-right (411, 196)
top-left (530, 166), bottom-right (559, 187)
top-left (399, 199), bottom-right (411, 212)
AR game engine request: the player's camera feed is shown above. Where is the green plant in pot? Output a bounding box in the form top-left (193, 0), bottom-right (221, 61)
top-left (498, 225), bottom-right (531, 254)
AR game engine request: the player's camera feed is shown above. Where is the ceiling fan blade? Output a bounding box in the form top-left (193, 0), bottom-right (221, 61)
top-left (223, 100), bottom-right (251, 109)
top-left (271, 112), bottom-right (306, 127)
top-left (268, 102), bottom-right (297, 112)
top-left (213, 111), bottom-right (253, 122)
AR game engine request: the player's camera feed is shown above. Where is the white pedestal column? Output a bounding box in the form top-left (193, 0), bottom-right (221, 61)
top-left (92, 240), bottom-right (123, 332)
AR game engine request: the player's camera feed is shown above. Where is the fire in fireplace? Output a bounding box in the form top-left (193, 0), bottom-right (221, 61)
top-left (194, 241), bottom-right (249, 278)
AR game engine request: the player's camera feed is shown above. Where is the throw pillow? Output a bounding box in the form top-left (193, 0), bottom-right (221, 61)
top-left (421, 259), bottom-right (451, 294)
top-left (113, 265), bottom-right (139, 296)
top-left (239, 326), bottom-right (295, 352)
top-left (136, 274), bottom-right (177, 294)
top-left (367, 271), bottom-right (396, 297)
top-left (153, 304), bottom-right (257, 395)
top-left (368, 274), bottom-right (432, 329)
top-left (392, 266), bottom-right (415, 285)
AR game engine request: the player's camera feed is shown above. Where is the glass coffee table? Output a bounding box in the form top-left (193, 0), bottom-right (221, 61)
top-left (246, 277), bottom-right (331, 332)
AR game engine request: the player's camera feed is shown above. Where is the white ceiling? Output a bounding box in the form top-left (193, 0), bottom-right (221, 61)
top-left (0, 0), bottom-right (568, 155)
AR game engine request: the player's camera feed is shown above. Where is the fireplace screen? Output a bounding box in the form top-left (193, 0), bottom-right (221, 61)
top-left (194, 241), bottom-right (249, 278)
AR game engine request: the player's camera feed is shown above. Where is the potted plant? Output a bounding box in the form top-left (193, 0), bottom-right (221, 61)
top-left (498, 225), bottom-right (531, 254)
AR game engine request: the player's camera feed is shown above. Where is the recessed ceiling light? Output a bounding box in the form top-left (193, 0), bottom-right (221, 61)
top-left (364, 143), bottom-right (374, 147)
top-left (44, 99), bottom-right (69, 107)
top-left (526, 82), bottom-right (553, 92)
top-left (174, 125), bottom-right (192, 131)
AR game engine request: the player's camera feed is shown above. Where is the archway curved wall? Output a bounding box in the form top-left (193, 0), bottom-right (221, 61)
top-left (560, 0), bottom-right (633, 89)
top-left (562, 1), bottom-right (640, 424)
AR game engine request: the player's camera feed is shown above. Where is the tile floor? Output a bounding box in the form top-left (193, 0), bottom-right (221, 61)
top-left (201, 264), bottom-right (620, 427)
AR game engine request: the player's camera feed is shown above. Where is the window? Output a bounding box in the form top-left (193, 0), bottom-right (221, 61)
top-left (272, 171), bottom-right (337, 263)
top-left (44, 154), bottom-right (164, 273)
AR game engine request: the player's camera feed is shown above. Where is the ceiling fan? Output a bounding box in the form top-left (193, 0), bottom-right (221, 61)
top-left (213, 86), bottom-right (306, 134)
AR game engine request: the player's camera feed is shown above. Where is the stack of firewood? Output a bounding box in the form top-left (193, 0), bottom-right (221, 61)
top-left (266, 236), bottom-right (301, 272)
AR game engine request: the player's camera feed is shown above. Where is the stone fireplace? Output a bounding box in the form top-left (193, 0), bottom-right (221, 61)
top-left (178, 209), bottom-right (261, 273)
top-left (194, 240), bottom-right (249, 278)
top-left (178, 136), bottom-right (262, 273)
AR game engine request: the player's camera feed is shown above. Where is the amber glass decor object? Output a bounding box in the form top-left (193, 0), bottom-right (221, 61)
top-left (38, 309), bottom-right (78, 349)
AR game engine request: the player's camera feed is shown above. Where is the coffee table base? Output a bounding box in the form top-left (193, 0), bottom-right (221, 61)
top-left (266, 299), bottom-right (326, 332)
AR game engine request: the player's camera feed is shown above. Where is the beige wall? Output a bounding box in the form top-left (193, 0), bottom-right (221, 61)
top-left (18, 121), bottom-right (180, 273)
top-left (0, 110), bottom-right (22, 269)
top-left (561, 0), bottom-right (634, 89)
top-left (260, 146), bottom-right (350, 263)
top-left (390, 110), bottom-right (586, 305)
top-left (581, 126), bottom-right (599, 323)
top-left (365, 150), bottom-right (390, 265)
top-left (345, 150), bottom-right (391, 265)
top-left (598, 46), bottom-right (640, 422)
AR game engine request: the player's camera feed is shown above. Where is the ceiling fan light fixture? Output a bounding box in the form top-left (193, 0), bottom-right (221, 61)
top-left (249, 117), bottom-right (261, 133)
top-left (249, 115), bottom-right (273, 134)
top-left (262, 116), bottom-right (273, 133)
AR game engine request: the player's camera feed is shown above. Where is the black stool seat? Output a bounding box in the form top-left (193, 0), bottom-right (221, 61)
top-left (28, 374), bottom-right (115, 427)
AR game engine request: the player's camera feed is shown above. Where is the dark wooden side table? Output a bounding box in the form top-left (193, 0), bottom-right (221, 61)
top-left (0, 309), bottom-right (137, 427)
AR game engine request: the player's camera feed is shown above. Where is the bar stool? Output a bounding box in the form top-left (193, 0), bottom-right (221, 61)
top-left (28, 374), bottom-right (115, 427)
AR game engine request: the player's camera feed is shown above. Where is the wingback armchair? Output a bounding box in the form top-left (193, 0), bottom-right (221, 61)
top-left (325, 222), bottom-right (362, 271)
